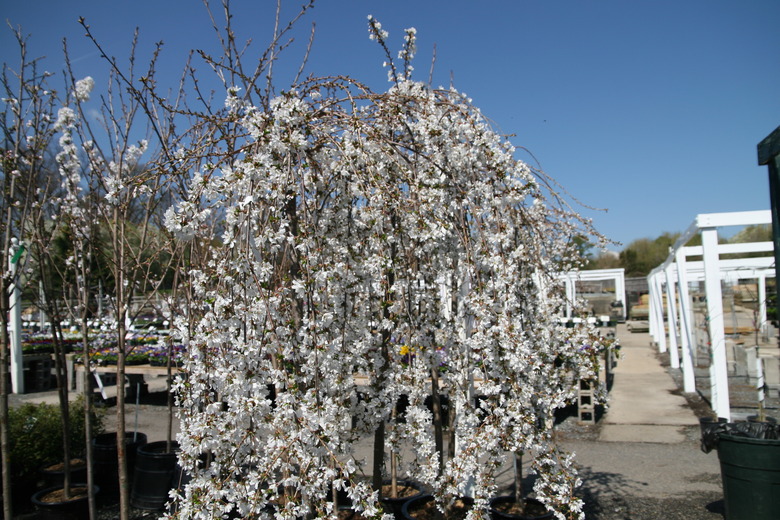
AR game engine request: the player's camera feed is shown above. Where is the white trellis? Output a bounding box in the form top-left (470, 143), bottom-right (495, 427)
top-left (559, 268), bottom-right (626, 321)
top-left (647, 210), bottom-right (775, 420)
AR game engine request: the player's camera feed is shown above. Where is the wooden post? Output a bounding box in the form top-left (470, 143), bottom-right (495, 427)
top-left (702, 226), bottom-right (730, 420)
top-left (757, 125), bottom-right (780, 350)
top-left (664, 264), bottom-right (681, 369)
top-left (675, 248), bottom-right (697, 393)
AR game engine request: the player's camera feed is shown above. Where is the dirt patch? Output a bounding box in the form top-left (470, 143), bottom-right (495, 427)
top-left (406, 497), bottom-right (472, 520)
top-left (38, 486), bottom-right (89, 503)
top-left (338, 508), bottom-right (371, 520)
top-left (493, 498), bottom-right (549, 517)
top-left (43, 458), bottom-right (86, 472)
top-left (382, 483), bottom-right (421, 500)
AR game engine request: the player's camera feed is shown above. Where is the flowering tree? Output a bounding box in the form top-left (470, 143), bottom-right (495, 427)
top-left (164, 18), bottom-right (604, 520)
top-left (0, 26), bottom-right (61, 519)
top-left (53, 27), bottom-right (192, 516)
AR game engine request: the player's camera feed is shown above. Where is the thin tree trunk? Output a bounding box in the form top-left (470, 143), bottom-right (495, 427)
top-left (514, 452), bottom-right (525, 508)
top-left (430, 366), bottom-right (444, 476)
top-left (389, 406), bottom-right (398, 498)
top-left (116, 211), bottom-right (131, 520)
top-left (50, 321), bottom-right (73, 499)
top-left (82, 312), bottom-right (97, 520)
top-left (117, 302), bottom-right (130, 520)
top-left (0, 288), bottom-right (13, 520)
top-left (166, 336), bottom-right (174, 452)
top-left (372, 412), bottom-right (385, 498)
top-left (37, 247), bottom-right (75, 499)
top-left (374, 212), bottom-right (398, 500)
top-left (430, 370), bottom-right (444, 520)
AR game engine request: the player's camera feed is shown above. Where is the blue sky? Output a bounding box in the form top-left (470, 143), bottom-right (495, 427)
top-left (3, 0), bottom-right (779, 252)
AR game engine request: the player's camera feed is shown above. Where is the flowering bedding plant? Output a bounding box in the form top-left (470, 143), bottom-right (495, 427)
top-left (21, 332), bottom-right (84, 355)
top-left (68, 333), bottom-right (182, 367)
top-left (148, 344), bottom-right (186, 367)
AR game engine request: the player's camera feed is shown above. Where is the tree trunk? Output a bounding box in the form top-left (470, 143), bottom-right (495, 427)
top-left (50, 321), bottom-right (73, 499)
top-left (117, 305), bottom-right (130, 520)
top-left (81, 313), bottom-right (97, 520)
top-left (0, 287), bottom-right (13, 520)
top-left (372, 408), bottom-right (386, 498)
top-left (431, 366), bottom-right (444, 476)
top-left (514, 452), bottom-right (525, 508)
top-left (115, 211), bottom-right (131, 520)
top-left (166, 337), bottom-right (174, 452)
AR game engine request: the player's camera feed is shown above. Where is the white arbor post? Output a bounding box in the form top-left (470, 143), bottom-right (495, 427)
top-left (614, 274), bottom-right (626, 320)
top-left (701, 226), bottom-right (730, 420)
top-left (647, 273), bottom-right (657, 339)
top-left (664, 264), bottom-right (681, 369)
top-left (675, 248), bottom-right (696, 393)
top-left (9, 239), bottom-right (24, 394)
top-left (566, 274), bottom-right (575, 318)
top-left (649, 273), bottom-right (659, 341)
top-left (653, 274), bottom-right (667, 353)
top-left (647, 273), bottom-right (657, 338)
top-left (758, 274), bottom-right (768, 335)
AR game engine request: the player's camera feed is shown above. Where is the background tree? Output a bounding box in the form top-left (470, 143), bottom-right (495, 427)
top-left (0, 25), bottom-right (61, 518)
top-left (55, 26), bottom-right (188, 517)
top-left (618, 232), bottom-right (680, 276)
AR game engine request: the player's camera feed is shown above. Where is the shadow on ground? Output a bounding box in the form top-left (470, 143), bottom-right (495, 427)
top-left (575, 465), bottom-right (725, 520)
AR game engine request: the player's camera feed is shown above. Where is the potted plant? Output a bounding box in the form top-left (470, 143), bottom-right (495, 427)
top-left (488, 453), bottom-right (552, 520)
top-left (8, 398), bottom-right (103, 517)
top-left (160, 11), bottom-right (605, 520)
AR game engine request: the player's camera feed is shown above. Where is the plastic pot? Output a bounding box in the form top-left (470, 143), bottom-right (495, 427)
top-left (39, 459), bottom-right (88, 490)
top-left (31, 484), bottom-right (98, 520)
top-left (380, 480), bottom-right (423, 520)
top-left (131, 440), bottom-right (180, 510)
top-left (717, 433), bottom-right (780, 520)
top-left (92, 431), bottom-right (147, 497)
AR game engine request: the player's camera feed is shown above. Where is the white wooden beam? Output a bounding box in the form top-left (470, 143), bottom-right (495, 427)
top-left (675, 247), bottom-right (696, 393)
top-left (665, 263), bottom-right (681, 369)
top-left (759, 275), bottom-right (768, 334)
top-left (652, 274), bottom-right (667, 353)
top-left (702, 227), bottom-right (730, 420)
top-left (696, 210), bottom-right (772, 228)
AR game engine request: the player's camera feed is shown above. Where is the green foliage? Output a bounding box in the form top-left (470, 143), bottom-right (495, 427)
top-left (618, 232), bottom-right (680, 276)
top-left (728, 224), bottom-right (772, 244)
top-left (583, 251), bottom-right (621, 270)
top-left (8, 397), bottom-right (105, 485)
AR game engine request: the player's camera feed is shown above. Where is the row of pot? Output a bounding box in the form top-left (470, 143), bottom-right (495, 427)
top-left (399, 495), bottom-right (552, 520)
top-left (375, 481), bottom-right (553, 520)
top-left (31, 433), bottom-right (555, 520)
top-left (30, 432), bottom-right (180, 518)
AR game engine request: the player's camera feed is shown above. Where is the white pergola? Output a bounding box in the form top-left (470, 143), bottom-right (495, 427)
top-left (559, 268), bottom-right (626, 320)
top-left (647, 210), bottom-right (775, 421)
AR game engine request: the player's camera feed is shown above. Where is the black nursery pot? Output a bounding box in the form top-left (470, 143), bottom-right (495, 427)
top-left (40, 459), bottom-right (88, 490)
top-left (380, 480), bottom-right (423, 520)
top-left (400, 494), bottom-right (434, 520)
top-left (131, 440), bottom-right (180, 510)
top-left (489, 496), bottom-right (553, 520)
top-left (92, 431), bottom-right (147, 497)
top-left (699, 416), bottom-right (728, 440)
top-left (31, 484), bottom-right (98, 520)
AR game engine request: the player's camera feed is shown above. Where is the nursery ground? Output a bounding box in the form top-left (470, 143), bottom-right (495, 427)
top-left (12, 321), bottom-right (779, 519)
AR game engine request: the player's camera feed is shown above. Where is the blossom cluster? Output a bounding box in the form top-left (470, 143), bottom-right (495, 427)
top-left (162, 62), bottom-right (603, 519)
